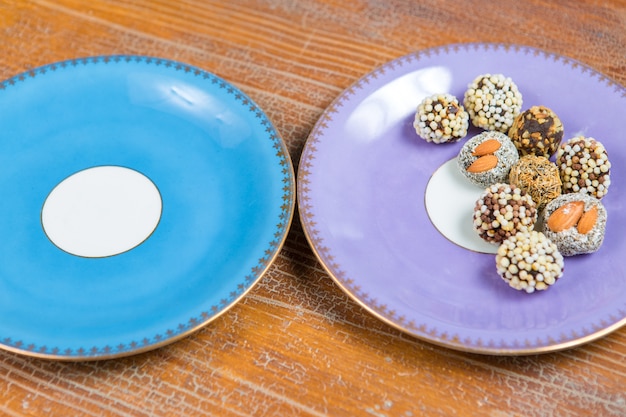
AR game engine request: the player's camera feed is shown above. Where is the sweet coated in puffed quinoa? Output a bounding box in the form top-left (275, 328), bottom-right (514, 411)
top-left (463, 74), bottom-right (523, 133)
top-left (473, 183), bottom-right (537, 244)
top-left (508, 105), bottom-right (564, 158)
top-left (413, 93), bottom-right (469, 143)
top-left (556, 135), bottom-right (611, 199)
top-left (496, 230), bottom-right (564, 293)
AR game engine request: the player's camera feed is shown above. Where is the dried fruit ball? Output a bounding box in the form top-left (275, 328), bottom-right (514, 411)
top-left (509, 154), bottom-right (561, 210)
top-left (496, 231), bottom-right (564, 293)
top-left (463, 73), bottom-right (523, 133)
top-left (541, 192), bottom-right (607, 256)
top-left (508, 105), bottom-right (564, 158)
top-left (413, 93), bottom-right (469, 143)
top-left (473, 183), bottom-right (537, 244)
top-left (556, 135), bottom-right (611, 199)
top-left (458, 131), bottom-right (519, 188)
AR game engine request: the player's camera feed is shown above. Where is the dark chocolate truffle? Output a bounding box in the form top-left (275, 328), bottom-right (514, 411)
top-left (508, 105), bottom-right (564, 157)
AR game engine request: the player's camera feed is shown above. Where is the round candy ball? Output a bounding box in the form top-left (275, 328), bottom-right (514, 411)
top-left (473, 183), bottom-right (537, 244)
top-left (458, 131), bottom-right (519, 188)
top-left (556, 135), bottom-right (611, 199)
top-left (541, 192), bottom-right (607, 256)
top-left (509, 154), bottom-right (561, 210)
top-left (463, 73), bottom-right (523, 133)
top-left (496, 231), bottom-right (564, 293)
top-left (413, 93), bottom-right (469, 143)
top-left (508, 105), bottom-right (564, 158)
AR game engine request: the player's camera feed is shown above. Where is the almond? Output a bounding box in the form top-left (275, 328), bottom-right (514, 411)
top-left (472, 139), bottom-right (501, 156)
top-left (547, 201), bottom-right (584, 232)
top-left (466, 154), bottom-right (498, 173)
top-left (577, 205), bottom-right (598, 234)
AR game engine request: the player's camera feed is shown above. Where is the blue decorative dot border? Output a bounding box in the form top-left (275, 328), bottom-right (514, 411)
top-left (0, 55), bottom-right (295, 359)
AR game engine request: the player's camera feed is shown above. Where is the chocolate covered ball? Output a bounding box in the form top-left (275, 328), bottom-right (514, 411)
top-left (508, 105), bottom-right (564, 157)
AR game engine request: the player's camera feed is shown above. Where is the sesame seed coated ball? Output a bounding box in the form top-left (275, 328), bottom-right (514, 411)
top-left (509, 155), bottom-right (562, 210)
top-left (463, 74), bottom-right (523, 133)
top-left (413, 93), bottom-right (469, 143)
top-left (457, 131), bottom-right (519, 188)
top-left (496, 231), bottom-right (564, 293)
top-left (508, 105), bottom-right (564, 158)
top-left (541, 192), bottom-right (607, 256)
top-left (556, 135), bottom-right (611, 199)
top-left (473, 183), bottom-right (537, 244)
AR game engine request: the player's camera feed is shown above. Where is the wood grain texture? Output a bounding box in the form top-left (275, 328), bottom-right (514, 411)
top-left (0, 0), bottom-right (625, 416)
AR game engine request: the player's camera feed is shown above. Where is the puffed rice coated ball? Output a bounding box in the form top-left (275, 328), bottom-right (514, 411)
top-left (473, 183), bottom-right (537, 244)
top-left (463, 74), bottom-right (523, 133)
top-left (413, 93), bottom-right (469, 143)
top-left (496, 231), bottom-right (564, 293)
top-left (556, 135), bottom-right (611, 199)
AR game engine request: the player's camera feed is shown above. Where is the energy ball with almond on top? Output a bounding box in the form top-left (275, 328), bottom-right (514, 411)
top-left (413, 93), bottom-right (469, 143)
top-left (457, 131), bottom-right (519, 188)
top-left (542, 192), bottom-right (607, 256)
top-left (508, 105), bottom-right (564, 158)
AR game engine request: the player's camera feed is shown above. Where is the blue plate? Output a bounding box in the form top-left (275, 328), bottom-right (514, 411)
top-left (0, 56), bottom-right (295, 360)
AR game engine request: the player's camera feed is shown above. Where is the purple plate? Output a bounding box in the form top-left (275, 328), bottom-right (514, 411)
top-left (298, 43), bottom-right (626, 355)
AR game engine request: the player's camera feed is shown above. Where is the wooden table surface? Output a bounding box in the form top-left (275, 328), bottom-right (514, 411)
top-left (1, 1), bottom-right (625, 416)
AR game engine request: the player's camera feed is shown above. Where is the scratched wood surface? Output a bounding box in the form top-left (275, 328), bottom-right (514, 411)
top-left (0, 0), bottom-right (625, 416)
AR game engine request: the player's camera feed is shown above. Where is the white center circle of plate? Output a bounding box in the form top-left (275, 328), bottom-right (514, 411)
top-left (424, 158), bottom-right (498, 254)
top-left (41, 166), bottom-right (162, 258)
